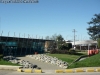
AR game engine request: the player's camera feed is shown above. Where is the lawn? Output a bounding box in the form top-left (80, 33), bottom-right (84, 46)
top-left (46, 52), bottom-right (100, 68)
top-left (0, 54), bottom-right (20, 66)
top-left (46, 52), bottom-right (87, 64)
top-left (68, 53), bottom-right (100, 68)
top-left (0, 59), bottom-right (20, 66)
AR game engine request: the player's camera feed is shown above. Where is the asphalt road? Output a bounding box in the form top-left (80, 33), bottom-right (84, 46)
top-left (0, 70), bottom-right (15, 75)
top-left (3, 71), bottom-right (100, 75)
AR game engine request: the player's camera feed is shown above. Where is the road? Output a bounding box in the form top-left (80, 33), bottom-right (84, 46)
top-left (0, 70), bottom-right (100, 75)
top-left (0, 70), bottom-right (15, 75)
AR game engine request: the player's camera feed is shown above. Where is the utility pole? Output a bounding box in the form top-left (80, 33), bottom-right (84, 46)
top-left (0, 17), bottom-right (1, 42)
top-left (73, 29), bottom-right (76, 50)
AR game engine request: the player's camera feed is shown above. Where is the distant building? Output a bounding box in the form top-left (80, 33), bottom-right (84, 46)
top-left (65, 40), bottom-right (97, 50)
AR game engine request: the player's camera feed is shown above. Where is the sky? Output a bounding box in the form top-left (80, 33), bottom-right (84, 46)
top-left (0, 0), bottom-right (100, 41)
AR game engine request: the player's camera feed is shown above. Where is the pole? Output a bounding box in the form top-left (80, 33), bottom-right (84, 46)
top-left (73, 29), bottom-right (76, 50)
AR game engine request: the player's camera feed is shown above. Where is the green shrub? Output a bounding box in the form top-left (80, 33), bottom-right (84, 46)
top-left (0, 54), bottom-right (3, 60)
top-left (69, 50), bottom-right (76, 54)
top-left (50, 49), bottom-right (57, 54)
top-left (50, 49), bottom-right (69, 54)
top-left (67, 43), bottom-right (72, 50)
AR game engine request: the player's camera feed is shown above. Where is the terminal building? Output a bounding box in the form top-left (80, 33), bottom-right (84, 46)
top-left (0, 36), bottom-right (52, 56)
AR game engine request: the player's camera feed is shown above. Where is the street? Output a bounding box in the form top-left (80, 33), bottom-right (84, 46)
top-left (0, 70), bottom-right (100, 75)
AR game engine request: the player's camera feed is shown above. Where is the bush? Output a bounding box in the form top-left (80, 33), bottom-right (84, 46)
top-left (69, 50), bottom-right (76, 54)
top-left (69, 48), bottom-right (76, 54)
top-left (0, 54), bottom-right (3, 60)
top-left (67, 43), bottom-right (72, 50)
top-left (50, 49), bottom-right (57, 54)
top-left (58, 43), bottom-right (72, 50)
top-left (50, 49), bottom-right (69, 54)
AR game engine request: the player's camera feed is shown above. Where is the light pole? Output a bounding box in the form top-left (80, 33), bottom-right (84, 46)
top-left (0, 17), bottom-right (1, 42)
top-left (8, 31), bottom-right (10, 37)
top-left (56, 39), bottom-right (58, 49)
top-left (73, 29), bottom-right (76, 50)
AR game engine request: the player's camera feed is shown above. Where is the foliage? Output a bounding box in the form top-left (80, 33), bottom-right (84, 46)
top-left (45, 36), bottom-right (50, 40)
top-left (87, 13), bottom-right (100, 40)
top-left (97, 38), bottom-right (100, 48)
top-left (50, 34), bottom-right (58, 40)
top-left (67, 43), bottom-right (72, 50)
top-left (58, 43), bottom-right (72, 50)
top-left (0, 54), bottom-right (3, 60)
top-left (58, 44), bottom-right (68, 50)
top-left (50, 49), bottom-right (69, 54)
top-left (45, 34), bottom-right (72, 50)
top-left (56, 34), bottom-right (65, 49)
top-left (50, 49), bottom-right (75, 54)
top-left (69, 50), bottom-right (76, 54)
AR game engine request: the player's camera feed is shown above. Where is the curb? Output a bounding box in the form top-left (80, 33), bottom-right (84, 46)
top-left (0, 66), bottom-right (100, 73)
top-left (65, 69), bottom-right (74, 73)
top-left (55, 68), bottom-right (100, 73)
top-left (0, 65), bottom-right (22, 71)
top-left (34, 70), bottom-right (42, 73)
top-left (55, 70), bottom-right (64, 73)
top-left (75, 69), bottom-right (84, 72)
top-left (24, 69), bottom-right (33, 73)
top-left (17, 69), bottom-right (43, 73)
top-left (96, 68), bottom-right (100, 72)
top-left (86, 68), bottom-right (95, 72)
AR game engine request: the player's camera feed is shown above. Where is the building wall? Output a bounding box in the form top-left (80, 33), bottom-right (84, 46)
top-left (0, 36), bottom-right (46, 56)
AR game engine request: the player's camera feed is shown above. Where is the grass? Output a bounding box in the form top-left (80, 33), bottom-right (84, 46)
top-left (68, 53), bottom-right (100, 68)
top-left (0, 54), bottom-right (20, 66)
top-left (46, 52), bottom-right (87, 64)
top-left (0, 59), bottom-right (20, 66)
top-left (47, 52), bottom-right (100, 68)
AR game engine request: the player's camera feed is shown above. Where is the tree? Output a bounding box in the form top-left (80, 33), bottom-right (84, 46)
top-left (45, 34), bottom-right (58, 51)
top-left (56, 34), bottom-right (65, 49)
top-left (87, 13), bottom-right (100, 40)
top-left (50, 34), bottom-right (57, 40)
top-left (97, 38), bottom-right (100, 48)
top-left (45, 36), bottom-right (50, 40)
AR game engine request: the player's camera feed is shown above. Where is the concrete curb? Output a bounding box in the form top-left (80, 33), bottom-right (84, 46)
top-left (65, 69), bottom-right (74, 73)
top-left (55, 68), bottom-right (100, 73)
top-left (0, 65), bottom-right (22, 71)
top-left (0, 65), bottom-right (100, 73)
top-left (86, 68), bottom-right (95, 72)
top-left (24, 69), bottom-right (33, 73)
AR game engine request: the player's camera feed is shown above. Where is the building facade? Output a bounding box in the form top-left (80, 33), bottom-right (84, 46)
top-left (0, 36), bottom-right (51, 56)
top-left (66, 40), bottom-right (97, 50)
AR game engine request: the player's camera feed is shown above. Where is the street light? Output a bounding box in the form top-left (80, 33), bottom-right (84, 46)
top-left (56, 39), bottom-right (58, 49)
top-left (8, 31), bottom-right (10, 37)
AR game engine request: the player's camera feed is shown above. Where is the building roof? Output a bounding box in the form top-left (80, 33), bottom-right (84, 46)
top-left (67, 40), bottom-right (97, 45)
